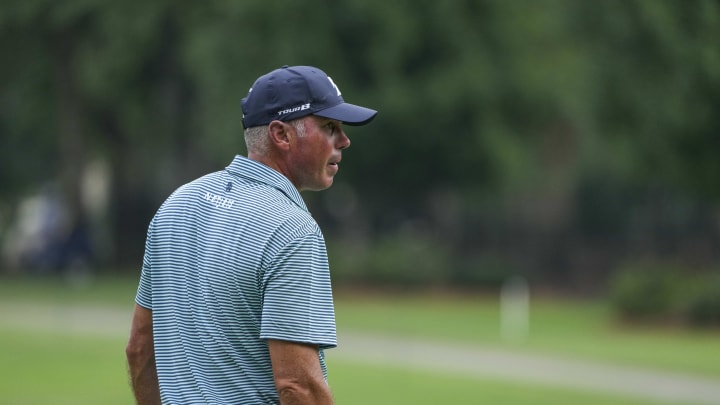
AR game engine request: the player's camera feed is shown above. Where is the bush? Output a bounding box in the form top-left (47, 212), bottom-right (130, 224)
top-left (327, 232), bottom-right (453, 287)
top-left (610, 264), bottom-right (680, 320)
top-left (682, 273), bottom-right (720, 327)
top-left (451, 254), bottom-right (519, 288)
top-left (611, 262), bottom-right (720, 327)
top-left (363, 233), bottom-right (452, 286)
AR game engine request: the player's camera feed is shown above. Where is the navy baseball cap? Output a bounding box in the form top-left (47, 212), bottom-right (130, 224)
top-left (241, 65), bottom-right (377, 129)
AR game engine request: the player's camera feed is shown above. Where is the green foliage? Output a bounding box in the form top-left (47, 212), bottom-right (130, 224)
top-left (329, 231), bottom-right (452, 287)
top-left (452, 254), bottom-right (519, 287)
top-left (683, 273), bottom-right (720, 327)
top-left (1, 0), bottom-right (719, 282)
top-left (329, 234), bottom-right (518, 288)
top-left (611, 263), bottom-right (683, 319)
top-left (611, 262), bottom-right (720, 328)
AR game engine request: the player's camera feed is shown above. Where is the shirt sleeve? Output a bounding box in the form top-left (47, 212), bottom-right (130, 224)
top-left (260, 230), bottom-right (337, 349)
top-left (135, 217), bottom-right (155, 310)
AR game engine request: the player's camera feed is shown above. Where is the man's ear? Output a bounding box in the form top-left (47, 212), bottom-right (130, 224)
top-left (267, 120), bottom-right (292, 151)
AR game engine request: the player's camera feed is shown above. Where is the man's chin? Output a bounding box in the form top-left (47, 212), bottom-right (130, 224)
top-left (302, 178), bottom-right (334, 192)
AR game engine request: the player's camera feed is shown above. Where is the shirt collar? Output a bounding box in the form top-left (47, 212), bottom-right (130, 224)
top-left (225, 155), bottom-right (308, 212)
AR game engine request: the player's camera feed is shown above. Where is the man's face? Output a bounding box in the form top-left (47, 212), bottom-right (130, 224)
top-left (287, 115), bottom-right (351, 192)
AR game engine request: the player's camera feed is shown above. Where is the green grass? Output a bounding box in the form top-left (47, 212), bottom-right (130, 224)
top-left (0, 275), bottom-right (719, 404)
top-left (0, 274), bottom-right (138, 307)
top-left (0, 329), bottom-right (698, 405)
top-left (335, 293), bottom-right (720, 377)
top-left (327, 359), bottom-right (699, 405)
top-left (0, 330), bottom-right (133, 405)
top-left (1, 276), bottom-right (719, 377)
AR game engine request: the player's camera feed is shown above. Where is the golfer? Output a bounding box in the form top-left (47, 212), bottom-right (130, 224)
top-left (126, 65), bottom-right (377, 404)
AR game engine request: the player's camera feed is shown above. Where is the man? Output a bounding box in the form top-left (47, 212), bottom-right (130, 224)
top-left (126, 65), bottom-right (377, 404)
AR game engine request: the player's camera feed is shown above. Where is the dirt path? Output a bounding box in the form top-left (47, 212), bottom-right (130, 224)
top-left (2, 303), bottom-right (720, 404)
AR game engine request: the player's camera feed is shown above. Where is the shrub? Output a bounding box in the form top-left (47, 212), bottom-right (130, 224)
top-left (682, 273), bottom-right (720, 327)
top-left (363, 233), bottom-right (452, 286)
top-left (611, 261), bottom-right (720, 328)
top-left (451, 254), bottom-right (519, 288)
top-left (610, 263), bottom-right (680, 320)
top-left (327, 233), bottom-right (453, 287)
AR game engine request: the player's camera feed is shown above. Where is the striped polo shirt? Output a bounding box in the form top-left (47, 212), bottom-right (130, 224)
top-left (135, 155), bottom-right (337, 404)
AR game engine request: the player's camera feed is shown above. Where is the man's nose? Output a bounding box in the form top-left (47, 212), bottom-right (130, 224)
top-left (338, 131), bottom-right (351, 150)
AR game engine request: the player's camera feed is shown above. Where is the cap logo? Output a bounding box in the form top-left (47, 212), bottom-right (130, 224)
top-left (327, 76), bottom-right (342, 96)
top-left (277, 103), bottom-right (311, 116)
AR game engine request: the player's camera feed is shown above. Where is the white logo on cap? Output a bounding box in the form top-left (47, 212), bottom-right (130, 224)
top-left (278, 103), bottom-right (311, 116)
top-left (327, 77), bottom-right (342, 96)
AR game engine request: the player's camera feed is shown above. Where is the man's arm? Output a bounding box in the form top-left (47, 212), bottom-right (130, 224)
top-left (268, 339), bottom-right (334, 405)
top-left (126, 304), bottom-right (161, 405)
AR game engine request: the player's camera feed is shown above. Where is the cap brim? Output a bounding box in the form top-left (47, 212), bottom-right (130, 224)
top-left (314, 103), bottom-right (377, 126)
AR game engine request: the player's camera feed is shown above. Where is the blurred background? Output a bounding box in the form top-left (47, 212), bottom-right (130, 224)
top-left (1, 0), bottom-right (719, 403)
top-left (2, 0), bottom-right (719, 320)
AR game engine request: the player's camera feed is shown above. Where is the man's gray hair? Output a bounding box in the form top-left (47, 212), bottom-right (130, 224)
top-left (244, 117), bottom-right (307, 155)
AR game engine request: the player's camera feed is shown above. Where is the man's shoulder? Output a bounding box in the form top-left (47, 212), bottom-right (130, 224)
top-left (150, 171), bottom-right (224, 215)
top-left (254, 190), bottom-right (318, 231)
top-left (179, 171), bottom-right (226, 193)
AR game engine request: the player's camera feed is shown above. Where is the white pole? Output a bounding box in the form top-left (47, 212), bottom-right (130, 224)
top-left (500, 276), bottom-right (530, 343)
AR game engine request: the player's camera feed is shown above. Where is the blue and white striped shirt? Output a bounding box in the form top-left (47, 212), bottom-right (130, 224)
top-left (135, 155), bottom-right (337, 404)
